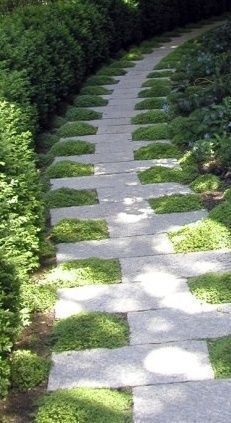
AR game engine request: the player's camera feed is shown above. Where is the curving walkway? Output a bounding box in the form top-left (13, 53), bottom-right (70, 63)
top-left (48, 24), bottom-right (231, 422)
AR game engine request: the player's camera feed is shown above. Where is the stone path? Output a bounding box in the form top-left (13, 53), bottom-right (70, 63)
top-left (48, 23), bottom-right (231, 422)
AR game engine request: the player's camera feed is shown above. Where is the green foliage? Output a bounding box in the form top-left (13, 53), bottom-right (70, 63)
top-left (74, 96), bottom-right (108, 108)
top-left (51, 219), bottom-right (109, 243)
top-left (191, 174), bottom-right (222, 193)
top-left (65, 108), bottom-right (102, 121)
top-left (51, 312), bottom-right (129, 352)
top-left (45, 189), bottom-right (98, 208)
top-left (139, 84), bottom-right (171, 97)
top-left (149, 193), bottom-right (203, 213)
top-left (131, 110), bottom-right (168, 124)
top-left (189, 272), bottom-right (231, 304)
top-left (97, 67), bottom-right (127, 76)
top-left (148, 70), bottom-right (174, 78)
top-left (209, 337), bottom-right (231, 378)
top-left (46, 162), bottom-right (93, 178)
top-left (35, 388), bottom-right (132, 423)
top-left (80, 86), bottom-right (111, 96)
top-left (134, 142), bottom-right (181, 160)
top-left (135, 98), bottom-right (167, 110)
top-left (10, 350), bottom-right (50, 391)
top-left (86, 75), bottom-right (118, 86)
top-left (56, 122), bottom-right (97, 138)
top-left (50, 141), bottom-right (95, 157)
top-left (132, 124), bottom-right (169, 141)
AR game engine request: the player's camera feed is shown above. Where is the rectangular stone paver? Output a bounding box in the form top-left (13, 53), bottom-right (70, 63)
top-left (48, 341), bottom-right (213, 391)
top-left (55, 278), bottom-right (191, 318)
top-left (133, 380), bottom-right (231, 423)
top-left (128, 308), bottom-right (231, 344)
top-left (54, 151), bottom-right (134, 164)
top-left (51, 172), bottom-right (139, 190)
top-left (56, 233), bottom-right (174, 263)
top-left (61, 133), bottom-right (132, 143)
top-left (121, 250), bottom-right (231, 283)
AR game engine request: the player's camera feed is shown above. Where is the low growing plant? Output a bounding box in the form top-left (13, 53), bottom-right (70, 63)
top-left (51, 218), bottom-right (109, 243)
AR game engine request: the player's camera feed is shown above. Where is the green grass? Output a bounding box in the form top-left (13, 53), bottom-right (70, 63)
top-left (142, 79), bottom-right (171, 89)
top-left (47, 161), bottom-right (93, 178)
top-left (86, 75), bottom-right (118, 85)
top-left (131, 110), bottom-right (168, 124)
top-left (35, 388), bottom-right (132, 423)
top-left (50, 312), bottom-right (129, 352)
top-left (45, 188), bottom-right (98, 208)
top-left (109, 60), bottom-right (135, 68)
top-left (50, 140), bottom-right (95, 156)
top-left (149, 194), bottom-right (203, 214)
top-left (138, 164), bottom-right (197, 185)
top-left (74, 95), bottom-right (108, 108)
top-left (134, 142), bottom-right (181, 160)
top-left (191, 174), bottom-right (222, 193)
top-left (57, 122), bottom-right (97, 137)
top-left (123, 49), bottom-right (143, 61)
top-left (169, 201), bottom-right (231, 252)
top-left (147, 70), bottom-right (174, 78)
top-left (65, 107), bottom-right (102, 121)
top-left (51, 218), bottom-right (109, 243)
top-left (97, 67), bottom-right (127, 76)
top-left (208, 337), bottom-right (231, 378)
top-left (80, 85), bottom-right (112, 96)
top-left (188, 272), bottom-right (231, 304)
top-left (135, 97), bottom-right (167, 110)
top-left (132, 124), bottom-right (169, 141)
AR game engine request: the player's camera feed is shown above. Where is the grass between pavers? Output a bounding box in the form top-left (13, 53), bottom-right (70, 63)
top-left (139, 85), bottom-right (171, 98)
top-left (28, 258), bottom-right (122, 312)
top-left (188, 272), bottom-right (231, 304)
top-left (46, 161), bottom-right (93, 178)
top-left (80, 85), bottom-right (112, 96)
top-left (132, 124), bottom-right (169, 141)
top-left (134, 142), bottom-right (181, 160)
top-left (109, 60), bottom-right (135, 68)
top-left (56, 122), bottom-right (97, 137)
top-left (74, 95), bottom-right (108, 108)
top-left (97, 67), bottom-right (127, 76)
top-left (50, 312), bottom-right (129, 352)
top-left (50, 140), bottom-right (95, 156)
top-left (147, 70), bottom-right (175, 78)
top-left (135, 97), bottom-right (167, 110)
top-left (51, 218), bottom-right (109, 243)
top-left (169, 200), bottom-right (231, 253)
top-left (65, 107), bottom-right (102, 121)
top-left (149, 193), bottom-right (203, 214)
top-left (191, 174), bottom-right (222, 193)
top-left (45, 188), bottom-right (98, 208)
top-left (142, 78), bottom-right (171, 89)
top-left (86, 75), bottom-right (118, 85)
top-left (35, 388), bottom-right (132, 423)
top-left (208, 337), bottom-right (231, 378)
top-left (131, 110), bottom-right (168, 124)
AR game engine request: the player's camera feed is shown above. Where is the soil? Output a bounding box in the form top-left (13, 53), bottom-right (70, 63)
top-left (202, 190), bottom-right (225, 211)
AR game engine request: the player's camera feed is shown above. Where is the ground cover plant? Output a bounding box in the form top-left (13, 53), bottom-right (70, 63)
top-left (45, 188), bottom-right (98, 208)
top-left (74, 96), bottom-right (108, 108)
top-left (49, 140), bottom-right (95, 156)
top-left (188, 272), bottom-right (231, 304)
top-left (46, 161), bottom-right (93, 178)
top-left (56, 122), bottom-right (97, 138)
top-left (191, 174), bottom-right (222, 193)
top-left (80, 86), bottom-right (111, 96)
top-left (135, 97), bottom-right (168, 110)
top-left (65, 107), bottom-right (102, 121)
top-left (208, 337), bottom-right (231, 378)
top-left (51, 218), bottom-right (109, 243)
top-left (134, 142), bottom-right (181, 160)
top-left (132, 124), bottom-right (169, 141)
top-left (131, 110), bottom-right (168, 124)
top-left (149, 193), bottom-right (203, 213)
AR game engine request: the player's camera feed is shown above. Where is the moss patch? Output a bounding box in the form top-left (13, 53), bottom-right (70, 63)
top-left (65, 107), bottom-right (102, 121)
top-left (97, 67), bottom-right (126, 76)
top-left (149, 193), bottom-right (203, 214)
top-left (134, 142), bottom-right (181, 160)
top-left (74, 96), bottom-right (108, 108)
top-left (135, 97), bottom-right (167, 110)
top-left (139, 81), bottom-right (171, 97)
top-left (51, 312), bottom-right (129, 352)
top-left (86, 75), bottom-right (118, 85)
top-left (50, 140), bottom-right (95, 156)
top-left (139, 164), bottom-right (197, 185)
top-left (47, 161), bottom-right (93, 178)
top-left (57, 122), bottom-right (97, 137)
top-left (208, 337), bottom-right (231, 378)
top-left (80, 85), bottom-right (111, 96)
top-left (191, 174), bottom-right (222, 193)
top-left (35, 388), bottom-right (132, 423)
top-left (51, 218), bottom-right (109, 243)
top-left (131, 110), bottom-right (168, 124)
top-left (148, 70), bottom-right (174, 78)
top-left (45, 188), bottom-right (98, 208)
top-left (132, 124), bottom-right (168, 141)
top-left (188, 272), bottom-right (231, 304)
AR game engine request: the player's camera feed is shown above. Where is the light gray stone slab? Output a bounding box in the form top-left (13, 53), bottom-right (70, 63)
top-left (95, 159), bottom-right (178, 175)
top-left (51, 172), bottom-right (138, 190)
top-left (54, 151), bottom-right (134, 164)
top-left (97, 124), bottom-right (138, 135)
top-left (133, 380), bottom-right (231, 423)
top-left (56, 233), bottom-right (174, 263)
top-left (108, 88), bottom-right (141, 97)
top-left (102, 108), bottom-right (141, 119)
top-left (108, 98), bottom-right (139, 107)
top-left (121, 250), bottom-right (231, 283)
top-left (129, 308), bottom-right (231, 344)
top-left (95, 140), bottom-right (171, 155)
top-left (98, 183), bottom-right (192, 203)
top-left (55, 278), bottom-right (191, 318)
top-left (60, 133), bottom-right (132, 143)
top-left (99, 117), bottom-right (131, 126)
top-left (48, 341), bottom-right (213, 391)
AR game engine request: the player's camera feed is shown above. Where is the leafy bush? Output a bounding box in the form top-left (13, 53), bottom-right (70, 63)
top-left (11, 350), bottom-right (50, 391)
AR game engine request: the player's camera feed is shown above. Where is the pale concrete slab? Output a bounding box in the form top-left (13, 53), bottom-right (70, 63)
top-left (55, 278), bottom-right (191, 318)
top-left (121, 250), bottom-right (231, 283)
top-left (56, 234), bottom-right (174, 263)
top-left (60, 133), bottom-right (132, 143)
top-left (48, 341), bottom-right (213, 391)
top-left (133, 380), bottom-right (231, 423)
top-left (54, 151), bottom-right (134, 164)
top-left (51, 172), bottom-right (139, 190)
top-left (97, 124), bottom-right (139, 135)
top-left (129, 308), bottom-right (231, 344)
top-left (95, 159), bottom-right (178, 174)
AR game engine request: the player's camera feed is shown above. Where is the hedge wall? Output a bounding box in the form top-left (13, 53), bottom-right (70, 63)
top-left (0, 0), bottom-right (230, 397)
